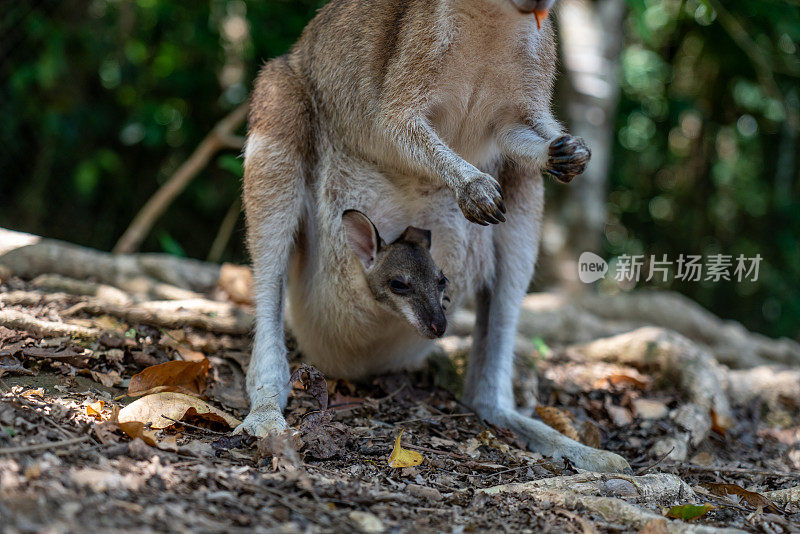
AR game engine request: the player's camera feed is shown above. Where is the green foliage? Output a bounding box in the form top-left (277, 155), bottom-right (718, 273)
top-left (609, 0), bottom-right (800, 337)
top-left (0, 0), bottom-right (322, 255)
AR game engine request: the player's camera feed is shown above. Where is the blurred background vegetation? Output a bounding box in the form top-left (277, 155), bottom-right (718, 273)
top-left (1, 0), bottom-right (798, 339)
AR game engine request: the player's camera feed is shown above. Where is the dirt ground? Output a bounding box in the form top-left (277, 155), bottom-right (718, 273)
top-left (1, 273), bottom-right (799, 533)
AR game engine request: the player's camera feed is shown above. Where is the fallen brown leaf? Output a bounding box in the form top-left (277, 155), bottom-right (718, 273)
top-left (86, 400), bottom-right (105, 419)
top-left (298, 410), bottom-right (348, 459)
top-left (0, 355), bottom-right (33, 377)
top-left (702, 483), bottom-right (783, 514)
top-left (328, 391), bottom-right (364, 410)
top-left (709, 408), bottom-right (732, 435)
top-left (118, 391), bottom-right (241, 430)
top-left (290, 364), bottom-right (328, 411)
top-left (579, 420), bottom-right (602, 448)
top-left (128, 359), bottom-right (210, 397)
top-left (535, 406), bottom-right (579, 441)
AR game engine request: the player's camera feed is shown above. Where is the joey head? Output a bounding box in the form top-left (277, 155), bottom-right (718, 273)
top-left (342, 210), bottom-right (448, 339)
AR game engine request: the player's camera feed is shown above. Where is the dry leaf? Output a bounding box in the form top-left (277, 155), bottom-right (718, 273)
top-left (21, 388), bottom-right (44, 398)
top-left (298, 410), bottom-right (349, 459)
top-left (535, 406), bottom-right (579, 441)
top-left (477, 430), bottom-right (510, 454)
top-left (216, 263), bottom-right (254, 306)
top-left (290, 364), bottom-right (328, 411)
top-left (128, 359), bottom-right (209, 397)
top-left (388, 429), bottom-right (423, 468)
top-left (87, 369), bottom-right (122, 388)
top-left (709, 408), bottom-right (732, 436)
top-left (86, 400), bottom-right (105, 419)
top-left (118, 391), bottom-right (241, 429)
top-left (579, 420), bottom-right (602, 448)
top-left (328, 391), bottom-right (364, 410)
top-left (664, 503), bottom-right (714, 521)
top-left (117, 421), bottom-right (160, 447)
top-left (603, 373), bottom-right (651, 390)
top-left (0, 356), bottom-right (33, 378)
top-left (702, 483), bottom-right (783, 514)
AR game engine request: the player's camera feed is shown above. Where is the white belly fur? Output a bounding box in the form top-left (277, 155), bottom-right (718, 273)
top-left (286, 150), bottom-right (497, 380)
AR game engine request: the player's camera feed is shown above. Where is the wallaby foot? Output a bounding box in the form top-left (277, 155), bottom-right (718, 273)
top-left (479, 406), bottom-right (632, 473)
top-left (234, 402), bottom-right (287, 437)
top-left (545, 134), bottom-right (591, 183)
top-left (455, 171), bottom-right (507, 226)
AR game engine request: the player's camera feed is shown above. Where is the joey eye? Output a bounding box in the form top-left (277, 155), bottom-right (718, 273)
top-left (437, 273), bottom-right (448, 291)
top-left (389, 279), bottom-right (411, 295)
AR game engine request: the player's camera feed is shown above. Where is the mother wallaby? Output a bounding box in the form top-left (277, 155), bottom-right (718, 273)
top-left (238, 0), bottom-right (630, 473)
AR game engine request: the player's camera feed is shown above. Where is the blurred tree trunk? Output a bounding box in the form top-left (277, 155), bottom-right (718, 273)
top-left (541, 0), bottom-right (625, 289)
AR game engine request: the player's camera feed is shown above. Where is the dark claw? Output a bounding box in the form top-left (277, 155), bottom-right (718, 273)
top-left (495, 210), bottom-right (506, 223)
top-left (550, 154), bottom-right (580, 164)
top-left (484, 213), bottom-right (500, 225)
top-left (498, 199), bottom-right (507, 214)
top-left (550, 135), bottom-right (568, 149)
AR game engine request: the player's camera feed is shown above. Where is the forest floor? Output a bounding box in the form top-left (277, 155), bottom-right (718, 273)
top-left (1, 238), bottom-right (799, 533)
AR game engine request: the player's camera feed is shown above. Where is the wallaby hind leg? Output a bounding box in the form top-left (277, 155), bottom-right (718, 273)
top-left (236, 57), bottom-right (311, 437)
top-left (462, 164), bottom-right (631, 473)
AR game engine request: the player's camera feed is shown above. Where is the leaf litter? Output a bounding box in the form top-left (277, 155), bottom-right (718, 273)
top-left (0, 276), bottom-right (799, 532)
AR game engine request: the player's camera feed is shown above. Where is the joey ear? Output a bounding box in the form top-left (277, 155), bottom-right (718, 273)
top-left (342, 210), bottom-right (382, 268)
top-left (399, 226), bottom-right (432, 249)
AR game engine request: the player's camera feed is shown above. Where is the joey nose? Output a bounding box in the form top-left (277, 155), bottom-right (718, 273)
top-left (430, 316), bottom-right (447, 338)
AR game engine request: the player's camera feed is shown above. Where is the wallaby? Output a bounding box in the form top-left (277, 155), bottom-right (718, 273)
top-left (239, 0), bottom-right (631, 473)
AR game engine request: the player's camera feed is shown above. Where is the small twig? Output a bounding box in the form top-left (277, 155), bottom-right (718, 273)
top-left (480, 461), bottom-right (547, 479)
top-left (634, 446), bottom-right (674, 475)
top-left (207, 197), bottom-right (242, 263)
top-left (0, 435), bottom-right (91, 455)
top-left (160, 415), bottom-right (228, 435)
top-left (113, 103), bottom-right (248, 254)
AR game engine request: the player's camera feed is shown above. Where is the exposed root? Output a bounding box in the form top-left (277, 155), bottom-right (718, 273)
top-left (724, 366), bottom-right (800, 410)
top-left (508, 292), bottom-right (800, 369)
top-left (61, 299), bottom-right (253, 335)
top-left (30, 275), bottom-right (133, 306)
top-left (574, 292), bottom-right (800, 368)
top-left (764, 486), bottom-right (800, 506)
top-left (0, 228), bottom-right (220, 293)
top-left (479, 473), bottom-right (741, 533)
top-left (567, 327), bottom-right (732, 428)
top-left (0, 309), bottom-right (101, 339)
top-left (480, 472), bottom-right (693, 502)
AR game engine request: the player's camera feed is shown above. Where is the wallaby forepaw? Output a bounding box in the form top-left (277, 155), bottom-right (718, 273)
top-left (234, 405), bottom-right (288, 437)
top-left (545, 135), bottom-right (591, 183)
top-left (456, 172), bottom-right (506, 226)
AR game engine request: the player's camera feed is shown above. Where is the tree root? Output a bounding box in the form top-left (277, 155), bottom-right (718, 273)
top-left (30, 275), bottom-right (133, 306)
top-left (574, 292), bottom-right (800, 368)
top-left (61, 299), bottom-right (253, 335)
top-left (480, 472), bottom-right (693, 502)
top-left (0, 309), bottom-right (101, 339)
top-left (0, 228), bottom-right (220, 293)
top-left (567, 327), bottom-right (732, 427)
top-left (764, 486), bottom-right (800, 506)
top-left (478, 473), bottom-right (742, 533)
top-left (724, 366), bottom-right (800, 410)
top-left (508, 292), bottom-right (800, 369)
